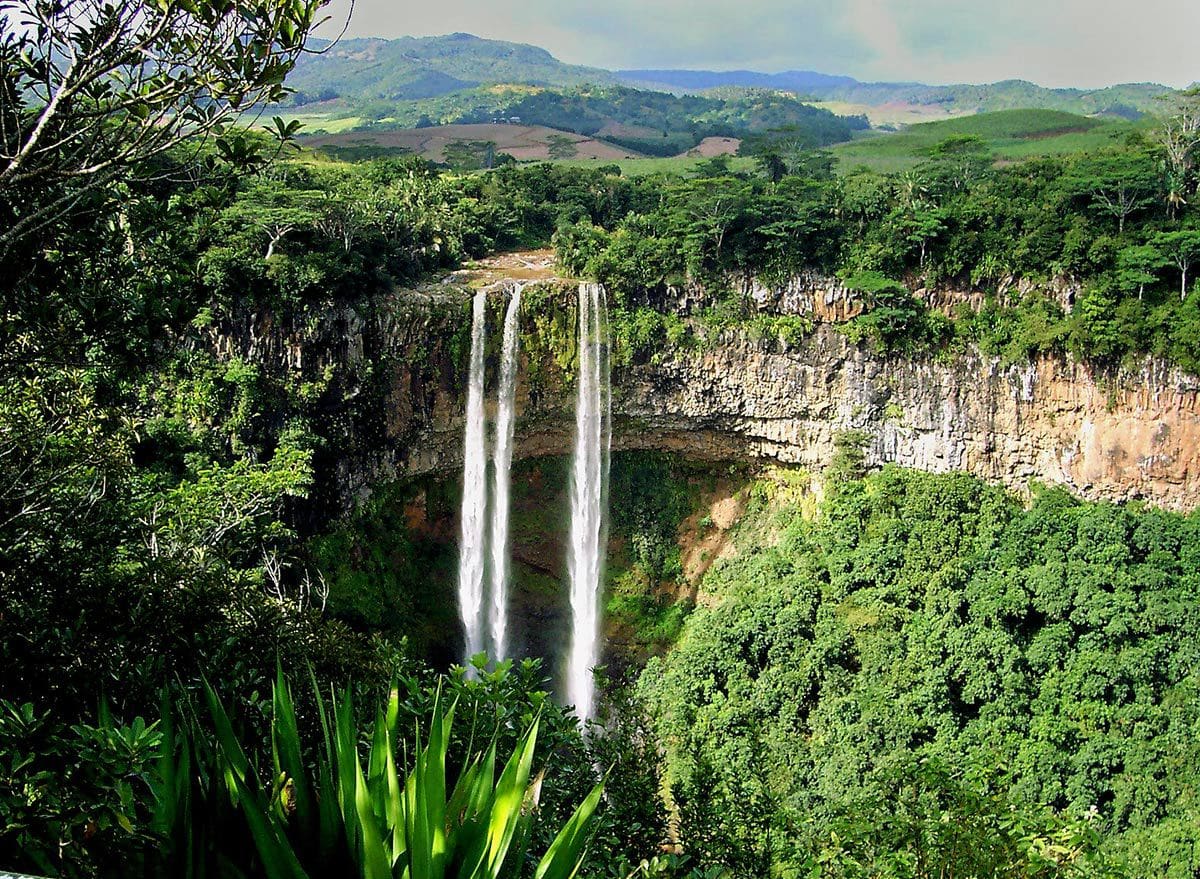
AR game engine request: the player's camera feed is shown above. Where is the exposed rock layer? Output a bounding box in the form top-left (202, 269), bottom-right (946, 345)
top-left (217, 282), bottom-right (1200, 512)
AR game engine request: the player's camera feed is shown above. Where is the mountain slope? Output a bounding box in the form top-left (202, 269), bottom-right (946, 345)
top-left (288, 33), bottom-right (613, 103)
top-left (831, 108), bottom-right (1137, 171)
top-left (289, 33), bottom-right (1175, 119)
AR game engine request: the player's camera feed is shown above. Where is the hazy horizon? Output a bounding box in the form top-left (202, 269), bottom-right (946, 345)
top-left (312, 0), bottom-right (1198, 90)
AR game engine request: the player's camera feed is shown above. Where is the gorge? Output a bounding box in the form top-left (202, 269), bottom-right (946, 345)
top-left (226, 257), bottom-right (1200, 517)
top-left (206, 255), bottom-right (1200, 695)
top-left (11, 13), bottom-right (1200, 874)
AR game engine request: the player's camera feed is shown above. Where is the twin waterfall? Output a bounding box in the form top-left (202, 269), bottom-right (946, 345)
top-left (457, 284), bottom-right (524, 665)
top-left (454, 282), bottom-right (610, 722)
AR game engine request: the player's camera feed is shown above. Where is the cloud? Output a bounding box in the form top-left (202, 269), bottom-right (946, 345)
top-left (314, 0), bottom-right (1200, 88)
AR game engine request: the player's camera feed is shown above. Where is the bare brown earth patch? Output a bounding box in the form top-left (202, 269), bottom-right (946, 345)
top-left (681, 136), bottom-right (741, 157)
top-left (301, 124), bottom-right (642, 161)
top-left (434, 248), bottom-right (562, 288)
top-left (678, 478), bottom-right (750, 595)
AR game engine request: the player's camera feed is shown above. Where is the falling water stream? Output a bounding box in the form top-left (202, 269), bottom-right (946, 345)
top-left (566, 282), bottom-right (611, 721)
top-left (457, 289), bottom-right (489, 666)
top-left (487, 283), bottom-right (523, 660)
top-left (456, 280), bottom-right (610, 712)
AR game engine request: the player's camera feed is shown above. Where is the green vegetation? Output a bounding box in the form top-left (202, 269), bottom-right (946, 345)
top-left (0, 659), bottom-right (650, 878)
top-left (560, 155), bottom-right (758, 177)
top-left (605, 455), bottom-right (703, 654)
top-left (555, 91), bottom-right (1200, 372)
top-left (175, 670), bottom-right (604, 879)
top-left (296, 84), bottom-right (864, 160)
top-left (5, 3), bottom-right (1200, 878)
top-left (639, 466), bottom-right (1200, 876)
top-left (0, 7), bottom-right (679, 877)
top-left (831, 110), bottom-right (1138, 172)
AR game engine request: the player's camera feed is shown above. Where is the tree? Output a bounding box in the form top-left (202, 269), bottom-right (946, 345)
top-left (1070, 284), bottom-right (1129, 360)
top-left (0, 0), bottom-right (328, 250)
top-left (546, 134), bottom-right (579, 160)
top-left (836, 172), bottom-right (891, 235)
top-left (756, 150), bottom-right (788, 184)
top-left (844, 270), bottom-right (929, 349)
top-left (442, 139), bottom-right (497, 170)
top-left (921, 134), bottom-right (992, 193)
top-left (1064, 151), bottom-right (1159, 233)
top-left (1151, 228), bottom-right (1200, 299)
top-left (1115, 244), bottom-right (1166, 299)
top-left (1153, 88), bottom-right (1200, 217)
top-left (218, 184), bottom-right (323, 260)
top-left (665, 177), bottom-right (752, 273)
top-left (891, 204), bottom-right (944, 269)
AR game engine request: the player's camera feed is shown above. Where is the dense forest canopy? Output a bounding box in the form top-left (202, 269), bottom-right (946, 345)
top-left (639, 464), bottom-right (1200, 876)
top-left (3, 2), bottom-right (1200, 876)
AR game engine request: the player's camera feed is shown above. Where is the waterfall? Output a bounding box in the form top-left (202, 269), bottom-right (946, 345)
top-left (487, 283), bottom-right (522, 660)
top-left (457, 289), bottom-right (489, 667)
top-left (566, 282), bottom-right (611, 722)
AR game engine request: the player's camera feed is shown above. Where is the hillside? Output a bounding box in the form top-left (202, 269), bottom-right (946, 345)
top-left (832, 108), bottom-right (1139, 171)
top-left (291, 84), bottom-right (865, 158)
top-left (301, 123), bottom-right (643, 163)
top-left (287, 32), bottom-right (613, 104)
top-left (287, 34), bottom-right (1177, 129)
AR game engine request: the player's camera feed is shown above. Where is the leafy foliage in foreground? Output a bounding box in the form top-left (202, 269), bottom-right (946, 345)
top-left (639, 467), bottom-right (1200, 876)
top-left (0, 661), bottom-right (665, 879)
top-left (173, 670), bottom-right (604, 879)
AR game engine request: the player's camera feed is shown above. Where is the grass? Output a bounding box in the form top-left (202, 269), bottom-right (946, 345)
top-left (832, 108), bottom-right (1140, 172)
top-left (278, 111), bottom-right (365, 135)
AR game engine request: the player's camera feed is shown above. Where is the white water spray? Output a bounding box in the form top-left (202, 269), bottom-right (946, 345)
top-left (566, 282), bottom-right (611, 722)
top-left (457, 290), bottom-right (489, 666)
top-left (487, 283), bottom-right (523, 660)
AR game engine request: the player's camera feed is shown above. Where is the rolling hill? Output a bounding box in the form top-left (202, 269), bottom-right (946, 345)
top-left (281, 33), bottom-right (1178, 170)
top-left (288, 33), bottom-right (1176, 122)
top-left (831, 109), bottom-right (1141, 172)
top-left (288, 84), bottom-right (866, 158)
top-left (287, 33), bottom-right (613, 105)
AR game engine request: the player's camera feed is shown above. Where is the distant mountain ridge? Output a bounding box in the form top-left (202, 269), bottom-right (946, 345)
top-left (615, 69), bottom-right (1172, 117)
top-left (288, 33), bottom-right (614, 103)
top-left (288, 33), bottom-right (1174, 119)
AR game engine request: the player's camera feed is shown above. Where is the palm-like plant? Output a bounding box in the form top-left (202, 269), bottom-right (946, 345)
top-left (157, 668), bottom-right (603, 879)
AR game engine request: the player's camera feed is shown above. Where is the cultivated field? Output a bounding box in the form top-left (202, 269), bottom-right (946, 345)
top-left (299, 123), bottom-right (644, 162)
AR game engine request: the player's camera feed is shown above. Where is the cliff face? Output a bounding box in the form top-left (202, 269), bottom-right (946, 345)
top-left (382, 292), bottom-right (1200, 511)
top-left (215, 273), bottom-right (1200, 512)
top-left (619, 331), bottom-right (1200, 510)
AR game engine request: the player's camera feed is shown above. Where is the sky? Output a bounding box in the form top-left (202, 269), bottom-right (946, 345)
top-left (313, 0), bottom-right (1200, 89)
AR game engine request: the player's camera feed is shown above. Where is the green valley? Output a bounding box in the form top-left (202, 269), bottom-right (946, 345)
top-left (3, 4), bottom-right (1200, 879)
